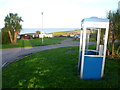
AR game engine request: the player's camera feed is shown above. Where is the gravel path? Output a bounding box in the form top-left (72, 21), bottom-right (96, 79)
top-left (1, 38), bottom-right (94, 67)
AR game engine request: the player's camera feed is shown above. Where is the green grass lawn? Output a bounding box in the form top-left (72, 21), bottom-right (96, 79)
top-left (1, 37), bottom-right (67, 49)
top-left (52, 30), bottom-right (79, 36)
top-left (2, 46), bottom-right (119, 88)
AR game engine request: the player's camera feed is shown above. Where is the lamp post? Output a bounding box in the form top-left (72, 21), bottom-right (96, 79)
top-left (118, 1), bottom-right (120, 14)
top-left (41, 12), bottom-right (44, 44)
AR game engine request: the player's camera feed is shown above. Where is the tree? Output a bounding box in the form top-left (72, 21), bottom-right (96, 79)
top-left (2, 13), bottom-right (23, 44)
top-left (36, 30), bottom-right (41, 34)
top-left (115, 10), bottom-right (120, 55)
top-left (107, 10), bottom-right (120, 56)
top-left (1, 28), bottom-right (10, 44)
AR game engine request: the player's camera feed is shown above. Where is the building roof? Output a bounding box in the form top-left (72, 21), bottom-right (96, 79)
top-left (20, 33), bottom-right (39, 35)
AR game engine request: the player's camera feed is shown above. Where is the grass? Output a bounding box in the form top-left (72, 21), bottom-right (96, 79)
top-left (52, 30), bottom-right (79, 36)
top-left (2, 46), bottom-right (119, 88)
top-left (1, 37), bottom-right (67, 49)
top-left (108, 42), bottom-right (120, 53)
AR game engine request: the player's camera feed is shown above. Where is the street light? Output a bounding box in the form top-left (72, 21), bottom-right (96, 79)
top-left (41, 12), bottom-right (44, 44)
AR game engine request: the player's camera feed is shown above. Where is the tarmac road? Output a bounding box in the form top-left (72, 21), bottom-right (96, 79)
top-left (1, 38), bottom-right (95, 67)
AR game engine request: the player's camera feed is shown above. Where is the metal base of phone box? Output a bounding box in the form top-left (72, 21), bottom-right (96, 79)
top-left (79, 51), bottom-right (103, 79)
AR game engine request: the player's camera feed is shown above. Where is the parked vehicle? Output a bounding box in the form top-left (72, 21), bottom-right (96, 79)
top-left (74, 34), bottom-right (80, 39)
top-left (70, 35), bottom-right (74, 37)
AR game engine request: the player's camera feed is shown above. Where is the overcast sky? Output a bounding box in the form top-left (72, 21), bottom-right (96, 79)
top-left (0, 0), bottom-right (119, 28)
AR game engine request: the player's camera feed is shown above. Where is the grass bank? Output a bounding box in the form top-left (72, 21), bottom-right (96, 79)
top-left (52, 30), bottom-right (80, 36)
top-left (2, 46), bottom-right (119, 88)
top-left (1, 37), bottom-right (67, 49)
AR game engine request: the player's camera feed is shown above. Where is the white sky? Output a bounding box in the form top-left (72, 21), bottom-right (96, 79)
top-left (0, 0), bottom-right (119, 28)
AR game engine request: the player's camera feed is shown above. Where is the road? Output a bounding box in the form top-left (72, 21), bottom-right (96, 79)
top-left (1, 38), bottom-right (95, 67)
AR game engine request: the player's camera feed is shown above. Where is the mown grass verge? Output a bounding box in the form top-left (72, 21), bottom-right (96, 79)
top-left (2, 46), bottom-right (119, 88)
top-left (1, 37), bottom-right (67, 49)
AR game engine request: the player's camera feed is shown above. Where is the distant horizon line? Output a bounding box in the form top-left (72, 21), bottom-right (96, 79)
top-left (0, 27), bottom-right (80, 29)
top-left (22, 27), bottom-right (80, 29)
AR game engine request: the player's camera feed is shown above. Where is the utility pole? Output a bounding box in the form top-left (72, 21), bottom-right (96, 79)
top-left (118, 1), bottom-right (120, 14)
top-left (41, 12), bottom-right (44, 44)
